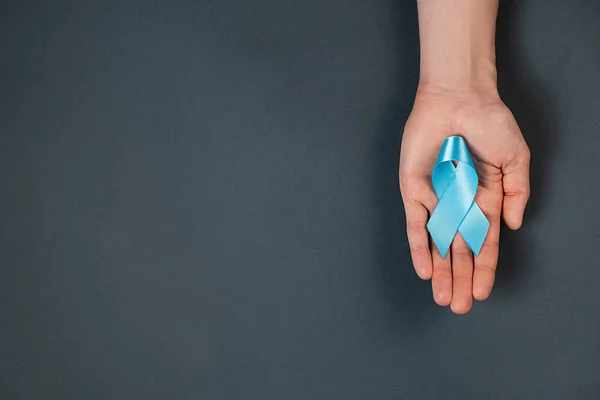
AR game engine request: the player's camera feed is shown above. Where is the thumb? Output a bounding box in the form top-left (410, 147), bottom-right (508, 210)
top-left (502, 149), bottom-right (531, 230)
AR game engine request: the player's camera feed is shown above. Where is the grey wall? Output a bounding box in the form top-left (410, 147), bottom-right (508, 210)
top-left (1, 0), bottom-right (599, 399)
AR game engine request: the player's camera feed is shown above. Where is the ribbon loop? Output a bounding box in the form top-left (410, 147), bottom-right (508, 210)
top-left (426, 136), bottom-right (489, 258)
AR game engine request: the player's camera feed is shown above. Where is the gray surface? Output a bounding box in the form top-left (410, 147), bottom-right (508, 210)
top-left (1, 0), bottom-right (600, 399)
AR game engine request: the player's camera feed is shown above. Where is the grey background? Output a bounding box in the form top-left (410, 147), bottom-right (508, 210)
top-left (1, 0), bottom-right (599, 399)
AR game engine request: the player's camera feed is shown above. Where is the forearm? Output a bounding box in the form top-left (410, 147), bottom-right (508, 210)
top-left (417, 0), bottom-right (499, 93)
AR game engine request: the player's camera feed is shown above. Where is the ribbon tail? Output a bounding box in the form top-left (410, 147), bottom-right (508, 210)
top-left (427, 218), bottom-right (452, 259)
top-left (458, 202), bottom-right (489, 256)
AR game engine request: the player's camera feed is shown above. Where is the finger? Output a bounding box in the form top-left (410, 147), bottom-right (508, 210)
top-left (502, 149), bottom-right (531, 229)
top-left (473, 209), bottom-right (501, 301)
top-left (431, 236), bottom-right (452, 306)
top-left (400, 176), bottom-right (439, 280)
top-left (404, 201), bottom-right (433, 280)
top-left (449, 235), bottom-right (473, 315)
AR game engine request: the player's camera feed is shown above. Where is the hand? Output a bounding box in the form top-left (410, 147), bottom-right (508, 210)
top-left (399, 84), bottom-right (530, 314)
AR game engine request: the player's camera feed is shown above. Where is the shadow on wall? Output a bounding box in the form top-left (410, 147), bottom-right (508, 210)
top-left (372, 0), bottom-right (556, 330)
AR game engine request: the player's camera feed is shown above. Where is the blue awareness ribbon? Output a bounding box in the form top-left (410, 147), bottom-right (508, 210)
top-left (426, 136), bottom-right (489, 258)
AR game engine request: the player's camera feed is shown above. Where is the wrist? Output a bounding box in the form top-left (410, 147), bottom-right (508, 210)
top-left (419, 57), bottom-right (498, 94)
top-left (417, 0), bottom-right (499, 93)
top-left (414, 81), bottom-right (502, 110)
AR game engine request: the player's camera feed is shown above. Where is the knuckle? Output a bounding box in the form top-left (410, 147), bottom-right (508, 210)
top-left (481, 239), bottom-right (499, 250)
top-left (453, 276), bottom-right (472, 284)
top-left (433, 261), bottom-right (451, 273)
top-left (407, 220), bottom-right (426, 231)
top-left (476, 264), bottom-right (497, 274)
top-left (451, 245), bottom-right (472, 256)
top-left (409, 242), bottom-right (429, 254)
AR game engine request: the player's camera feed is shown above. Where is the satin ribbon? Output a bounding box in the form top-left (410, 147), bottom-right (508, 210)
top-left (426, 136), bottom-right (489, 258)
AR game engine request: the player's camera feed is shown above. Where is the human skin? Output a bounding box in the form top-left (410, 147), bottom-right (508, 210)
top-left (399, 0), bottom-right (531, 314)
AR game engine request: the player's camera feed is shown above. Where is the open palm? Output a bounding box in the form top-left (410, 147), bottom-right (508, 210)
top-left (399, 88), bottom-right (530, 314)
